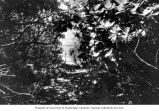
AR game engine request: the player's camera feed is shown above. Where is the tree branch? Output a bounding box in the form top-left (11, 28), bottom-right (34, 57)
top-left (134, 38), bottom-right (140, 53)
top-left (0, 75), bottom-right (16, 77)
top-left (156, 49), bottom-right (159, 67)
top-left (0, 42), bottom-right (15, 47)
top-left (134, 52), bottom-right (158, 70)
top-left (0, 83), bottom-right (33, 104)
top-left (0, 89), bottom-right (5, 94)
top-left (125, 44), bottom-right (158, 70)
top-left (0, 71), bottom-right (9, 76)
top-left (133, 39), bottom-right (159, 70)
top-left (12, 20), bottom-right (45, 26)
top-left (0, 64), bottom-right (7, 67)
top-left (0, 83), bottom-right (33, 97)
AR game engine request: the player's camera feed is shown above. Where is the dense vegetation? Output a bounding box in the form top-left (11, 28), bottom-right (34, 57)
top-left (0, 0), bottom-right (159, 104)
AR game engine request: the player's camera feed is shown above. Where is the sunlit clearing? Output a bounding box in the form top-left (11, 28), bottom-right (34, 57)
top-left (59, 3), bottom-right (68, 10)
top-left (64, 0), bottom-right (69, 2)
top-left (60, 29), bottom-right (79, 65)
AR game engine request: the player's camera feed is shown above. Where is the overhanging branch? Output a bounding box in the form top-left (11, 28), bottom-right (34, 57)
top-left (125, 44), bottom-right (158, 70)
top-left (134, 52), bottom-right (158, 70)
top-left (156, 49), bottom-right (159, 67)
top-left (0, 75), bottom-right (16, 77)
top-left (0, 83), bottom-right (33, 97)
top-left (0, 42), bottom-right (15, 47)
top-left (134, 38), bottom-right (140, 53)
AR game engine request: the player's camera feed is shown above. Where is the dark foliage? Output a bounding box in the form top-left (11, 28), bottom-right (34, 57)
top-left (1, 0), bottom-right (159, 104)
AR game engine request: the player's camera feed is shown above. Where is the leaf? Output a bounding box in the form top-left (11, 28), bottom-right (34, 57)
top-left (120, 27), bottom-right (132, 42)
top-left (109, 25), bottom-right (121, 43)
top-left (94, 4), bottom-right (101, 10)
top-left (109, 33), bottom-right (117, 43)
top-left (104, 0), bottom-right (112, 9)
top-left (98, 20), bottom-right (115, 29)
